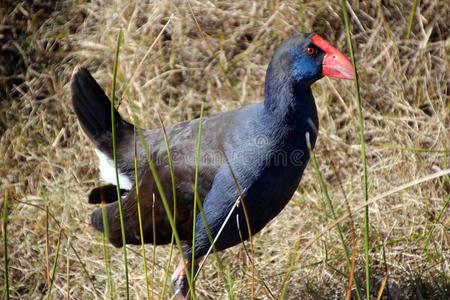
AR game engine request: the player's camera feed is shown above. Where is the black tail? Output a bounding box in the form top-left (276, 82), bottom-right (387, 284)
top-left (71, 68), bottom-right (134, 159)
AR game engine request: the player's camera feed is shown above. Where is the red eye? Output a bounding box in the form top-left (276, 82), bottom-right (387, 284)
top-left (306, 47), bottom-right (316, 55)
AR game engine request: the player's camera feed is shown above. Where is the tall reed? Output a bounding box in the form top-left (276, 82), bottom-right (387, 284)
top-left (340, 1), bottom-right (370, 297)
top-left (110, 29), bottom-right (130, 299)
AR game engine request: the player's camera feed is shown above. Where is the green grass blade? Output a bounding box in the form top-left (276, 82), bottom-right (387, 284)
top-left (189, 104), bottom-right (234, 299)
top-left (124, 93), bottom-right (195, 298)
top-left (3, 190), bottom-right (10, 300)
top-left (151, 194), bottom-right (157, 300)
top-left (340, 1), bottom-right (370, 297)
top-left (279, 134), bottom-right (362, 299)
top-left (119, 64), bottom-right (196, 298)
top-left (406, 0), bottom-right (418, 40)
top-left (119, 72), bottom-right (195, 298)
top-left (190, 104), bottom-right (205, 298)
top-left (66, 238), bottom-right (70, 300)
top-left (118, 40), bottom-right (233, 299)
top-left (278, 235), bottom-right (303, 298)
top-left (134, 130), bottom-right (151, 300)
top-left (47, 230), bottom-right (62, 300)
top-left (110, 29), bottom-right (130, 300)
top-left (157, 112), bottom-right (178, 299)
top-left (422, 195), bottom-right (449, 253)
top-left (191, 145), bottom-right (237, 299)
top-left (306, 134), bottom-right (362, 299)
top-left (136, 122), bottom-right (195, 298)
top-left (46, 204), bottom-right (50, 292)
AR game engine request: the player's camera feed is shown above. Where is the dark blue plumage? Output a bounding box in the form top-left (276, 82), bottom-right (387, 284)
top-left (189, 34), bottom-right (322, 257)
top-left (71, 33), bottom-right (354, 299)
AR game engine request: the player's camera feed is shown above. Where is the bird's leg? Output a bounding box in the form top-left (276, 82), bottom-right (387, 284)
top-left (172, 259), bottom-right (192, 300)
top-left (172, 257), bottom-right (202, 300)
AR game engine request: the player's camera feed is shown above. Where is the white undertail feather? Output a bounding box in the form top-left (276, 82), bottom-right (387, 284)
top-left (95, 149), bottom-right (133, 190)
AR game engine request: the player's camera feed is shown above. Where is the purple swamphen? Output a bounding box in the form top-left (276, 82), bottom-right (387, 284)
top-left (71, 33), bottom-right (354, 299)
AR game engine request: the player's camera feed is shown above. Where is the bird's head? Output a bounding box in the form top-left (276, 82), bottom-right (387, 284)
top-left (267, 33), bottom-right (355, 87)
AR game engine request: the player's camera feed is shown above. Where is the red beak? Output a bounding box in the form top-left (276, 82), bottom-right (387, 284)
top-left (312, 35), bottom-right (355, 80)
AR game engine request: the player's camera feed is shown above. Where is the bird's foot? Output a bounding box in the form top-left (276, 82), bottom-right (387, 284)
top-left (172, 257), bottom-right (204, 299)
top-left (172, 259), bottom-right (191, 300)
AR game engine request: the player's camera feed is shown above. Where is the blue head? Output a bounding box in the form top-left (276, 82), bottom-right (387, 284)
top-left (264, 33), bottom-right (354, 116)
top-left (265, 33), bottom-right (325, 89)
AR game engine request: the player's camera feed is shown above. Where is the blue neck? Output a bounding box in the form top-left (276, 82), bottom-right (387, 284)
top-left (263, 71), bottom-right (319, 132)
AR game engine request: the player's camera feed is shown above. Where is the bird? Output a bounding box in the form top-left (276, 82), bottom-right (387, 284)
top-left (71, 33), bottom-right (354, 299)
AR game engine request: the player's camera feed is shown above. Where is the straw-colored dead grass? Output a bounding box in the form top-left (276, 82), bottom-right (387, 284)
top-left (1, 0), bottom-right (448, 299)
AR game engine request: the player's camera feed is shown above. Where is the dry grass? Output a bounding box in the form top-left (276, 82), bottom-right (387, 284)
top-left (1, 0), bottom-right (448, 299)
